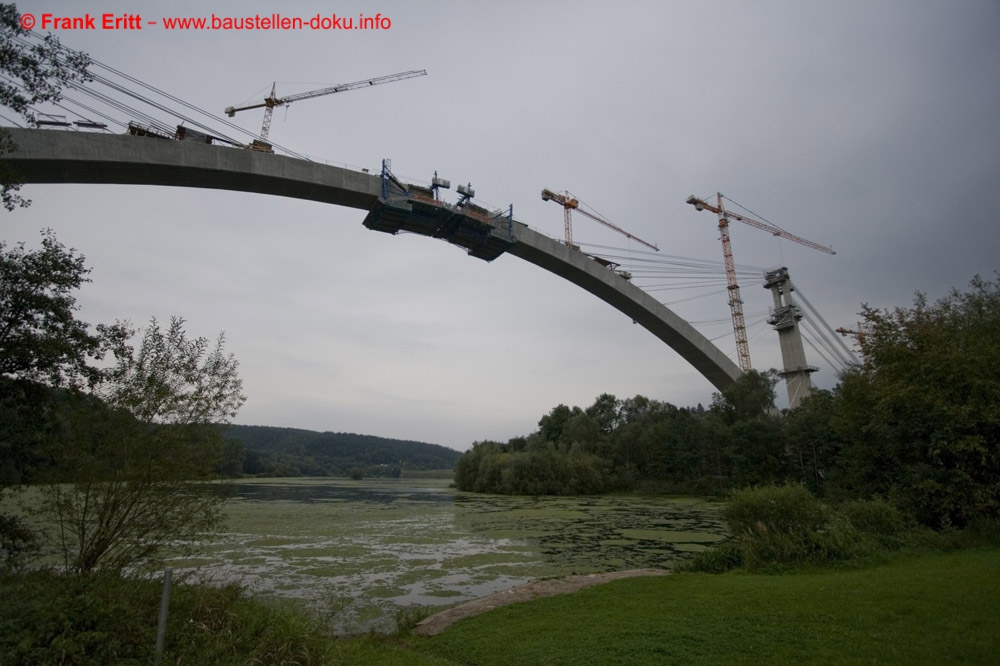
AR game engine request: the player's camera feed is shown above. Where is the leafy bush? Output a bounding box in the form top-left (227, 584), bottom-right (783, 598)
top-left (0, 572), bottom-right (338, 665)
top-left (688, 486), bottom-right (928, 573)
top-left (681, 540), bottom-right (744, 573)
top-left (723, 483), bottom-right (827, 537)
top-left (837, 497), bottom-right (910, 536)
top-left (0, 512), bottom-right (39, 573)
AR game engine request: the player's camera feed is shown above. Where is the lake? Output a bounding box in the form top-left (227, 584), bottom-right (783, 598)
top-left (169, 477), bottom-right (727, 634)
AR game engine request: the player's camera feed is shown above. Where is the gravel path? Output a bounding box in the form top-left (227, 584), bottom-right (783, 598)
top-left (411, 569), bottom-right (670, 636)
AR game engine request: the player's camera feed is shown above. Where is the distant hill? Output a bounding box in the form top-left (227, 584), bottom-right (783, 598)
top-left (223, 425), bottom-right (462, 478)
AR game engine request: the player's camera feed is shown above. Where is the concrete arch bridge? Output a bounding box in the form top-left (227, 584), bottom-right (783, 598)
top-left (1, 128), bottom-right (741, 391)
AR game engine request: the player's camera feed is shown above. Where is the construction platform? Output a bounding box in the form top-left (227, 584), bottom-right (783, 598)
top-left (363, 182), bottom-right (515, 262)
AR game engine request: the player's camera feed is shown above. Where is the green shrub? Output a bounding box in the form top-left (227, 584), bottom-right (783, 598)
top-left (810, 516), bottom-right (879, 562)
top-left (685, 484), bottom-right (827, 572)
top-left (837, 498), bottom-right (910, 536)
top-left (734, 526), bottom-right (815, 571)
top-left (723, 483), bottom-right (827, 536)
top-left (0, 572), bottom-right (338, 665)
top-left (0, 513), bottom-right (39, 573)
top-left (682, 540), bottom-right (744, 573)
top-left (945, 518), bottom-right (1000, 548)
top-left (690, 485), bottom-right (920, 573)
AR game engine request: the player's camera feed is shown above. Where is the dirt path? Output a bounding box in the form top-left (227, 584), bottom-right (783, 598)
top-left (411, 569), bottom-right (670, 636)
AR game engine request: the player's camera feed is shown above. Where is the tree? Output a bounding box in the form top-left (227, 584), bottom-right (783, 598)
top-left (537, 404), bottom-right (579, 446)
top-left (0, 377), bottom-right (50, 487)
top-left (834, 275), bottom-right (1000, 527)
top-left (585, 393), bottom-right (621, 434)
top-left (37, 317), bottom-right (246, 574)
top-left (562, 413), bottom-right (603, 455)
top-left (1, 229), bottom-right (127, 389)
top-left (710, 369), bottom-right (779, 424)
top-left (99, 317), bottom-right (244, 426)
top-left (0, 4), bottom-right (99, 553)
top-left (1, 230), bottom-right (125, 564)
top-left (782, 389), bottom-right (842, 496)
top-left (215, 438), bottom-right (245, 478)
top-left (0, 3), bottom-right (92, 209)
top-left (728, 418), bottom-right (787, 485)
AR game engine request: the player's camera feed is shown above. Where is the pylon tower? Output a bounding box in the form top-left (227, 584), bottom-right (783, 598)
top-left (763, 267), bottom-right (816, 409)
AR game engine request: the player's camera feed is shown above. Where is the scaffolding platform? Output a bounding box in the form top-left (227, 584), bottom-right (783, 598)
top-left (363, 182), bottom-right (514, 262)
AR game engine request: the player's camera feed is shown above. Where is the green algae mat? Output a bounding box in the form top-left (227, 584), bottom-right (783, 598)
top-left (168, 478), bottom-right (725, 634)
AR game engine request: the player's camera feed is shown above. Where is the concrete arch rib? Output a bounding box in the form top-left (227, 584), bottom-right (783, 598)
top-left (2, 128), bottom-right (741, 392)
top-left (505, 228), bottom-right (740, 391)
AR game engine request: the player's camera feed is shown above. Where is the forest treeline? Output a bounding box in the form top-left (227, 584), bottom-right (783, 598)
top-left (2, 397), bottom-right (460, 484)
top-left (456, 275), bottom-right (1000, 530)
top-left (455, 375), bottom-right (795, 497)
top-left (222, 425), bottom-right (462, 478)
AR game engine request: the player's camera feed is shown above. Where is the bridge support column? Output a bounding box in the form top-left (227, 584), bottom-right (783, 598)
top-left (763, 267), bottom-right (816, 410)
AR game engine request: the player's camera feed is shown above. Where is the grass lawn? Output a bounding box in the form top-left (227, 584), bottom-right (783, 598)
top-left (407, 547), bottom-right (1000, 666)
top-left (3, 547), bottom-right (995, 665)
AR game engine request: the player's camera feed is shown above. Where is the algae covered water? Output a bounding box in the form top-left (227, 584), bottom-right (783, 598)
top-left (170, 478), bottom-right (726, 634)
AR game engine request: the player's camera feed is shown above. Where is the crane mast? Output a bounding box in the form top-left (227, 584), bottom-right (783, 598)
top-left (686, 192), bottom-right (835, 376)
top-left (540, 189), bottom-right (579, 247)
top-left (703, 194), bottom-right (753, 372)
top-left (225, 69), bottom-right (427, 143)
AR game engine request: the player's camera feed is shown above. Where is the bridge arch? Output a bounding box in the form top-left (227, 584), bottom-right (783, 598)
top-left (2, 128), bottom-right (740, 391)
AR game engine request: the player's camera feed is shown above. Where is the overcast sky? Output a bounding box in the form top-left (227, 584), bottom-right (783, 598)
top-left (7, 0), bottom-right (1000, 450)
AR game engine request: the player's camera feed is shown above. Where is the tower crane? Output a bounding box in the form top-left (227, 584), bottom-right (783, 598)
top-left (541, 189), bottom-right (659, 252)
top-left (686, 193), bottom-right (835, 373)
top-left (836, 323), bottom-right (871, 361)
top-left (225, 69), bottom-right (427, 145)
